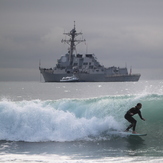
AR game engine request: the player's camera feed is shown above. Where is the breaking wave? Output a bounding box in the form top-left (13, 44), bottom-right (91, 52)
top-left (0, 93), bottom-right (163, 142)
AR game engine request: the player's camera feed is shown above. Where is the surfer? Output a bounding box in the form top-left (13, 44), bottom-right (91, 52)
top-left (124, 103), bottom-right (145, 134)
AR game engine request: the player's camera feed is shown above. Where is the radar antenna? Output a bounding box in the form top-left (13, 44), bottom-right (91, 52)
top-left (61, 21), bottom-right (86, 66)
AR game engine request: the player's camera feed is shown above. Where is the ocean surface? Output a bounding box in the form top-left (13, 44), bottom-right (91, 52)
top-left (0, 80), bottom-right (163, 163)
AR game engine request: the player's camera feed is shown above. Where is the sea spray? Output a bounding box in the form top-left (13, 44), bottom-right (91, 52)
top-left (0, 94), bottom-right (163, 142)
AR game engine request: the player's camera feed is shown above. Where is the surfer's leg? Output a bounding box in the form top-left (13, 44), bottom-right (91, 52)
top-left (132, 119), bottom-right (137, 132)
top-left (125, 114), bottom-right (133, 131)
top-left (126, 124), bottom-right (133, 131)
top-left (127, 117), bottom-right (137, 132)
top-left (125, 114), bottom-right (137, 131)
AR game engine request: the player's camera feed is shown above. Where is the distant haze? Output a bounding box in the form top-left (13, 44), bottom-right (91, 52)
top-left (0, 0), bottom-right (163, 81)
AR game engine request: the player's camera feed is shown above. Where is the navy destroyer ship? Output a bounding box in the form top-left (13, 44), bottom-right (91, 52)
top-left (39, 23), bottom-right (141, 82)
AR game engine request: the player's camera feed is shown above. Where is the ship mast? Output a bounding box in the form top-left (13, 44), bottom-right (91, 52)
top-left (61, 21), bottom-right (85, 66)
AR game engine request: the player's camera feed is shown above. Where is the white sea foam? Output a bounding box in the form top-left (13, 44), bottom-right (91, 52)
top-left (0, 93), bottom-right (162, 142)
top-left (0, 98), bottom-right (126, 142)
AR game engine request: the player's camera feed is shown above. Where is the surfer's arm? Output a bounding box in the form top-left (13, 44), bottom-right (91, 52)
top-left (127, 108), bottom-right (134, 115)
top-left (127, 111), bottom-right (133, 116)
top-left (138, 112), bottom-right (145, 121)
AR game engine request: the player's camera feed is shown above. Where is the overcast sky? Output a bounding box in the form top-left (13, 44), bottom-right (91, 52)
top-left (0, 0), bottom-right (163, 81)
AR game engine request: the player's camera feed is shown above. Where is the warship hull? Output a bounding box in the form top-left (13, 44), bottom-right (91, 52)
top-left (40, 69), bottom-right (140, 82)
top-left (39, 23), bottom-right (141, 82)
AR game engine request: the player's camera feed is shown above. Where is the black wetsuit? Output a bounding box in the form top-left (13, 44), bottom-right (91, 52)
top-left (124, 107), bottom-right (143, 131)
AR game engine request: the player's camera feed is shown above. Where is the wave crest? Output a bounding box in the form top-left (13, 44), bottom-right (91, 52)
top-left (0, 94), bottom-right (162, 142)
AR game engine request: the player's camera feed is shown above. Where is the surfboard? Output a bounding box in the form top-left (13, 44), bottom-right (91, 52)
top-left (119, 131), bottom-right (147, 136)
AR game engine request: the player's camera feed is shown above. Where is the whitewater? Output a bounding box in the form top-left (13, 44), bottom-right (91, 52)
top-left (0, 80), bottom-right (163, 162)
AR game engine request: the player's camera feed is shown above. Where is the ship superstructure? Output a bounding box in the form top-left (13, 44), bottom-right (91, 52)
top-left (39, 22), bottom-right (140, 82)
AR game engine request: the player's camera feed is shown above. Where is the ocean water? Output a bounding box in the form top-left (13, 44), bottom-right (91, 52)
top-left (0, 80), bottom-right (163, 162)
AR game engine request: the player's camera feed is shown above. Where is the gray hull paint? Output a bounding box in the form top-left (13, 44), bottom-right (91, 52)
top-left (39, 23), bottom-right (141, 82)
top-left (40, 70), bottom-right (140, 82)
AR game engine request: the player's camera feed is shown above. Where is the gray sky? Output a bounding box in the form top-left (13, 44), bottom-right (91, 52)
top-left (0, 0), bottom-right (163, 81)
